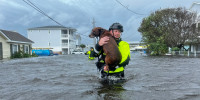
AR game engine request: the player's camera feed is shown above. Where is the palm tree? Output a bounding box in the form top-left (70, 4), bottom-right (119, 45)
top-left (80, 44), bottom-right (86, 51)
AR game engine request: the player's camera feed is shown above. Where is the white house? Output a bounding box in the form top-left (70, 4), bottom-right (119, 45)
top-left (0, 29), bottom-right (33, 59)
top-left (75, 34), bottom-right (81, 49)
top-left (127, 41), bottom-right (147, 51)
top-left (187, 3), bottom-right (200, 54)
top-left (27, 26), bottom-right (80, 54)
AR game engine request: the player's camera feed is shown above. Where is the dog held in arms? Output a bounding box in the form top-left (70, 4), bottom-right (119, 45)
top-left (89, 27), bottom-right (122, 71)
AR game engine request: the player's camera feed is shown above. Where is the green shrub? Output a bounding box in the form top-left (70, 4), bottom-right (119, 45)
top-left (171, 47), bottom-right (180, 51)
top-left (11, 51), bottom-right (23, 58)
top-left (31, 53), bottom-right (38, 57)
top-left (148, 42), bottom-right (168, 56)
top-left (23, 53), bottom-right (30, 58)
top-left (11, 51), bottom-right (38, 59)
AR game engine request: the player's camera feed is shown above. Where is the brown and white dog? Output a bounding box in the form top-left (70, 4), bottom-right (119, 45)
top-left (89, 27), bottom-right (122, 70)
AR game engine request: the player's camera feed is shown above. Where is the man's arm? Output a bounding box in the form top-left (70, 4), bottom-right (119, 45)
top-left (95, 43), bottom-right (102, 51)
top-left (95, 36), bottom-right (109, 51)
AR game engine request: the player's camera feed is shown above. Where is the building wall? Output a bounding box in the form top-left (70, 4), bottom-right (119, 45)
top-left (28, 29), bottom-right (62, 52)
top-left (28, 28), bottom-right (78, 54)
top-left (0, 35), bottom-right (10, 58)
top-left (76, 35), bottom-right (81, 46)
top-left (191, 44), bottom-right (200, 52)
top-left (61, 30), bottom-right (77, 54)
top-left (197, 44), bottom-right (200, 51)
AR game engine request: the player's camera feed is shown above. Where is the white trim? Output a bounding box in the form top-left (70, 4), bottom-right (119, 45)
top-left (28, 28), bottom-right (72, 30)
top-left (0, 31), bottom-right (11, 41)
top-left (24, 45), bottom-right (29, 54)
top-left (7, 40), bottom-right (33, 44)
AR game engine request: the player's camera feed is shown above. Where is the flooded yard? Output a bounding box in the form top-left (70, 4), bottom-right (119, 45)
top-left (0, 53), bottom-right (200, 100)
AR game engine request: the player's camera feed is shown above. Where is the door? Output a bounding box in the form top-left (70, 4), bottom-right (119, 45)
top-left (0, 42), bottom-right (2, 60)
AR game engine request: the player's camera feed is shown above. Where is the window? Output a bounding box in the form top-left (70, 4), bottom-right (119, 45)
top-left (24, 45), bottom-right (29, 54)
top-left (12, 44), bottom-right (18, 54)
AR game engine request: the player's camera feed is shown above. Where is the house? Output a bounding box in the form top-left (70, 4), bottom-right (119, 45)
top-left (74, 34), bottom-right (82, 50)
top-left (187, 2), bottom-right (200, 56)
top-left (27, 26), bottom-right (80, 54)
top-left (187, 22), bottom-right (200, 55)
top-left (0, 29), bottom-right (34, 59)
top-left (127, 41), bottom-right (147, 51)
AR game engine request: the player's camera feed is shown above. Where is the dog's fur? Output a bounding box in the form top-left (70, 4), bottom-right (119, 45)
top-left (89, 27), bottom-right (122, 69)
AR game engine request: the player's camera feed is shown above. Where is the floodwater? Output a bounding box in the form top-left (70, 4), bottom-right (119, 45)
top-left (0, 53), bottom-right (200, 100)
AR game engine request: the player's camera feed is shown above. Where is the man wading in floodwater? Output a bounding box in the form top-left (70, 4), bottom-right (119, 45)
top-left (95, 23), bottom-right (130, 79)
top-left (86, 47), bottom-right (97, 60)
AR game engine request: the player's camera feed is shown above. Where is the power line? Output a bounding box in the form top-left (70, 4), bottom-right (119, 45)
top-left (115, 0), bottom-right (145, 15)
top-left (22, 0), bottom-right (91, 40)
top-left (22, 0), bottom-right (64, 27)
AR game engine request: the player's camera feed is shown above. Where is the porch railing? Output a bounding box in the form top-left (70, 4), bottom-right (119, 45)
top-left (170, 51), bottom-right (200, 57)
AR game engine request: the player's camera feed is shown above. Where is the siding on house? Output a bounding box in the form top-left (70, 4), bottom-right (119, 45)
top-left (28, 26), bottom-right (80, 54)
top-left (0, 33), bottom-right (11, 58)
top-left (28, 29), bottom-right (62, 51)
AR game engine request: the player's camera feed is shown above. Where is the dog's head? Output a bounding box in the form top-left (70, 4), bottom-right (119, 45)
top-left (89, 27), bottom-right (106, 38)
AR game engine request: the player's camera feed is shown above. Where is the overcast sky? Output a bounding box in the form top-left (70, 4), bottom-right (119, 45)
top-left (0, 0), bottom-right (199, 45)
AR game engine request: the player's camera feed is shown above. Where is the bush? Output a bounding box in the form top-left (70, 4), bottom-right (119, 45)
top-left (11, 51), bottom-right (23, 58)
top-left (23, 53), bottom-right (30, 58)
top-left (148, 42), bottom-right (168, 56)
top-left (171, 47), bottom-right (180, 51)
top-left (31, 53), bottom-right (38, 57)
top-left (11, 51), bottom-right (38, 59)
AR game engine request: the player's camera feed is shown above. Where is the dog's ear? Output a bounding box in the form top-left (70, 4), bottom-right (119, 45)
top-left (98, 28), bottom-right (105, 36)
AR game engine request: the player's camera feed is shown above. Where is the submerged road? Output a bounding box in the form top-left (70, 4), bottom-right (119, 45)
top-left (0, 53), bottom-right (200, 100)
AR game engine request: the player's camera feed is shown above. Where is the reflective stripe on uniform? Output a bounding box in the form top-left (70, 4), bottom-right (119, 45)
top-left (100, 60), bottom-right (104, 63)
top-left (89, 57), bottom-right (95, 60)
top-left (104, 67), bottom-right (124, 73)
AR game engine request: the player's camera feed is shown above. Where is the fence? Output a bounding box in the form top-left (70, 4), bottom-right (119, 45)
top-left (171, 51), bottom-right (200, 57)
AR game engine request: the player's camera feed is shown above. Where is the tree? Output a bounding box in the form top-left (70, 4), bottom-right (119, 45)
top-left (138, 7), bottom-right (197, 55)
top-left (80, 44), bottom-right (86, 51)
top-left (162, 8), bottom-right (197, 47)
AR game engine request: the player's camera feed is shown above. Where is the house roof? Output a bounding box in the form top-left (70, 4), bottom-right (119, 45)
top-left (28, 25), bottom-right (76, 31)
top-left (0, 29), bottom-right (34, 43)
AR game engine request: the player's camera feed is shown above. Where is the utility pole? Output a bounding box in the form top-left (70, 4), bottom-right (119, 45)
top-left (92, 18), bottom-right (96, 28)
top-left (92, 18), bottom-right (96, 48)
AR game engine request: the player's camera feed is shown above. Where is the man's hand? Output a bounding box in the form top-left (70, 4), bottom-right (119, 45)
top-left (98, 36), bottom-right (109, 46)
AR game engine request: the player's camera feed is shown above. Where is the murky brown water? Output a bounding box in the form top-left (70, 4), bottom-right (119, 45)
top-left (0, 53), bottom-right (200, 100)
